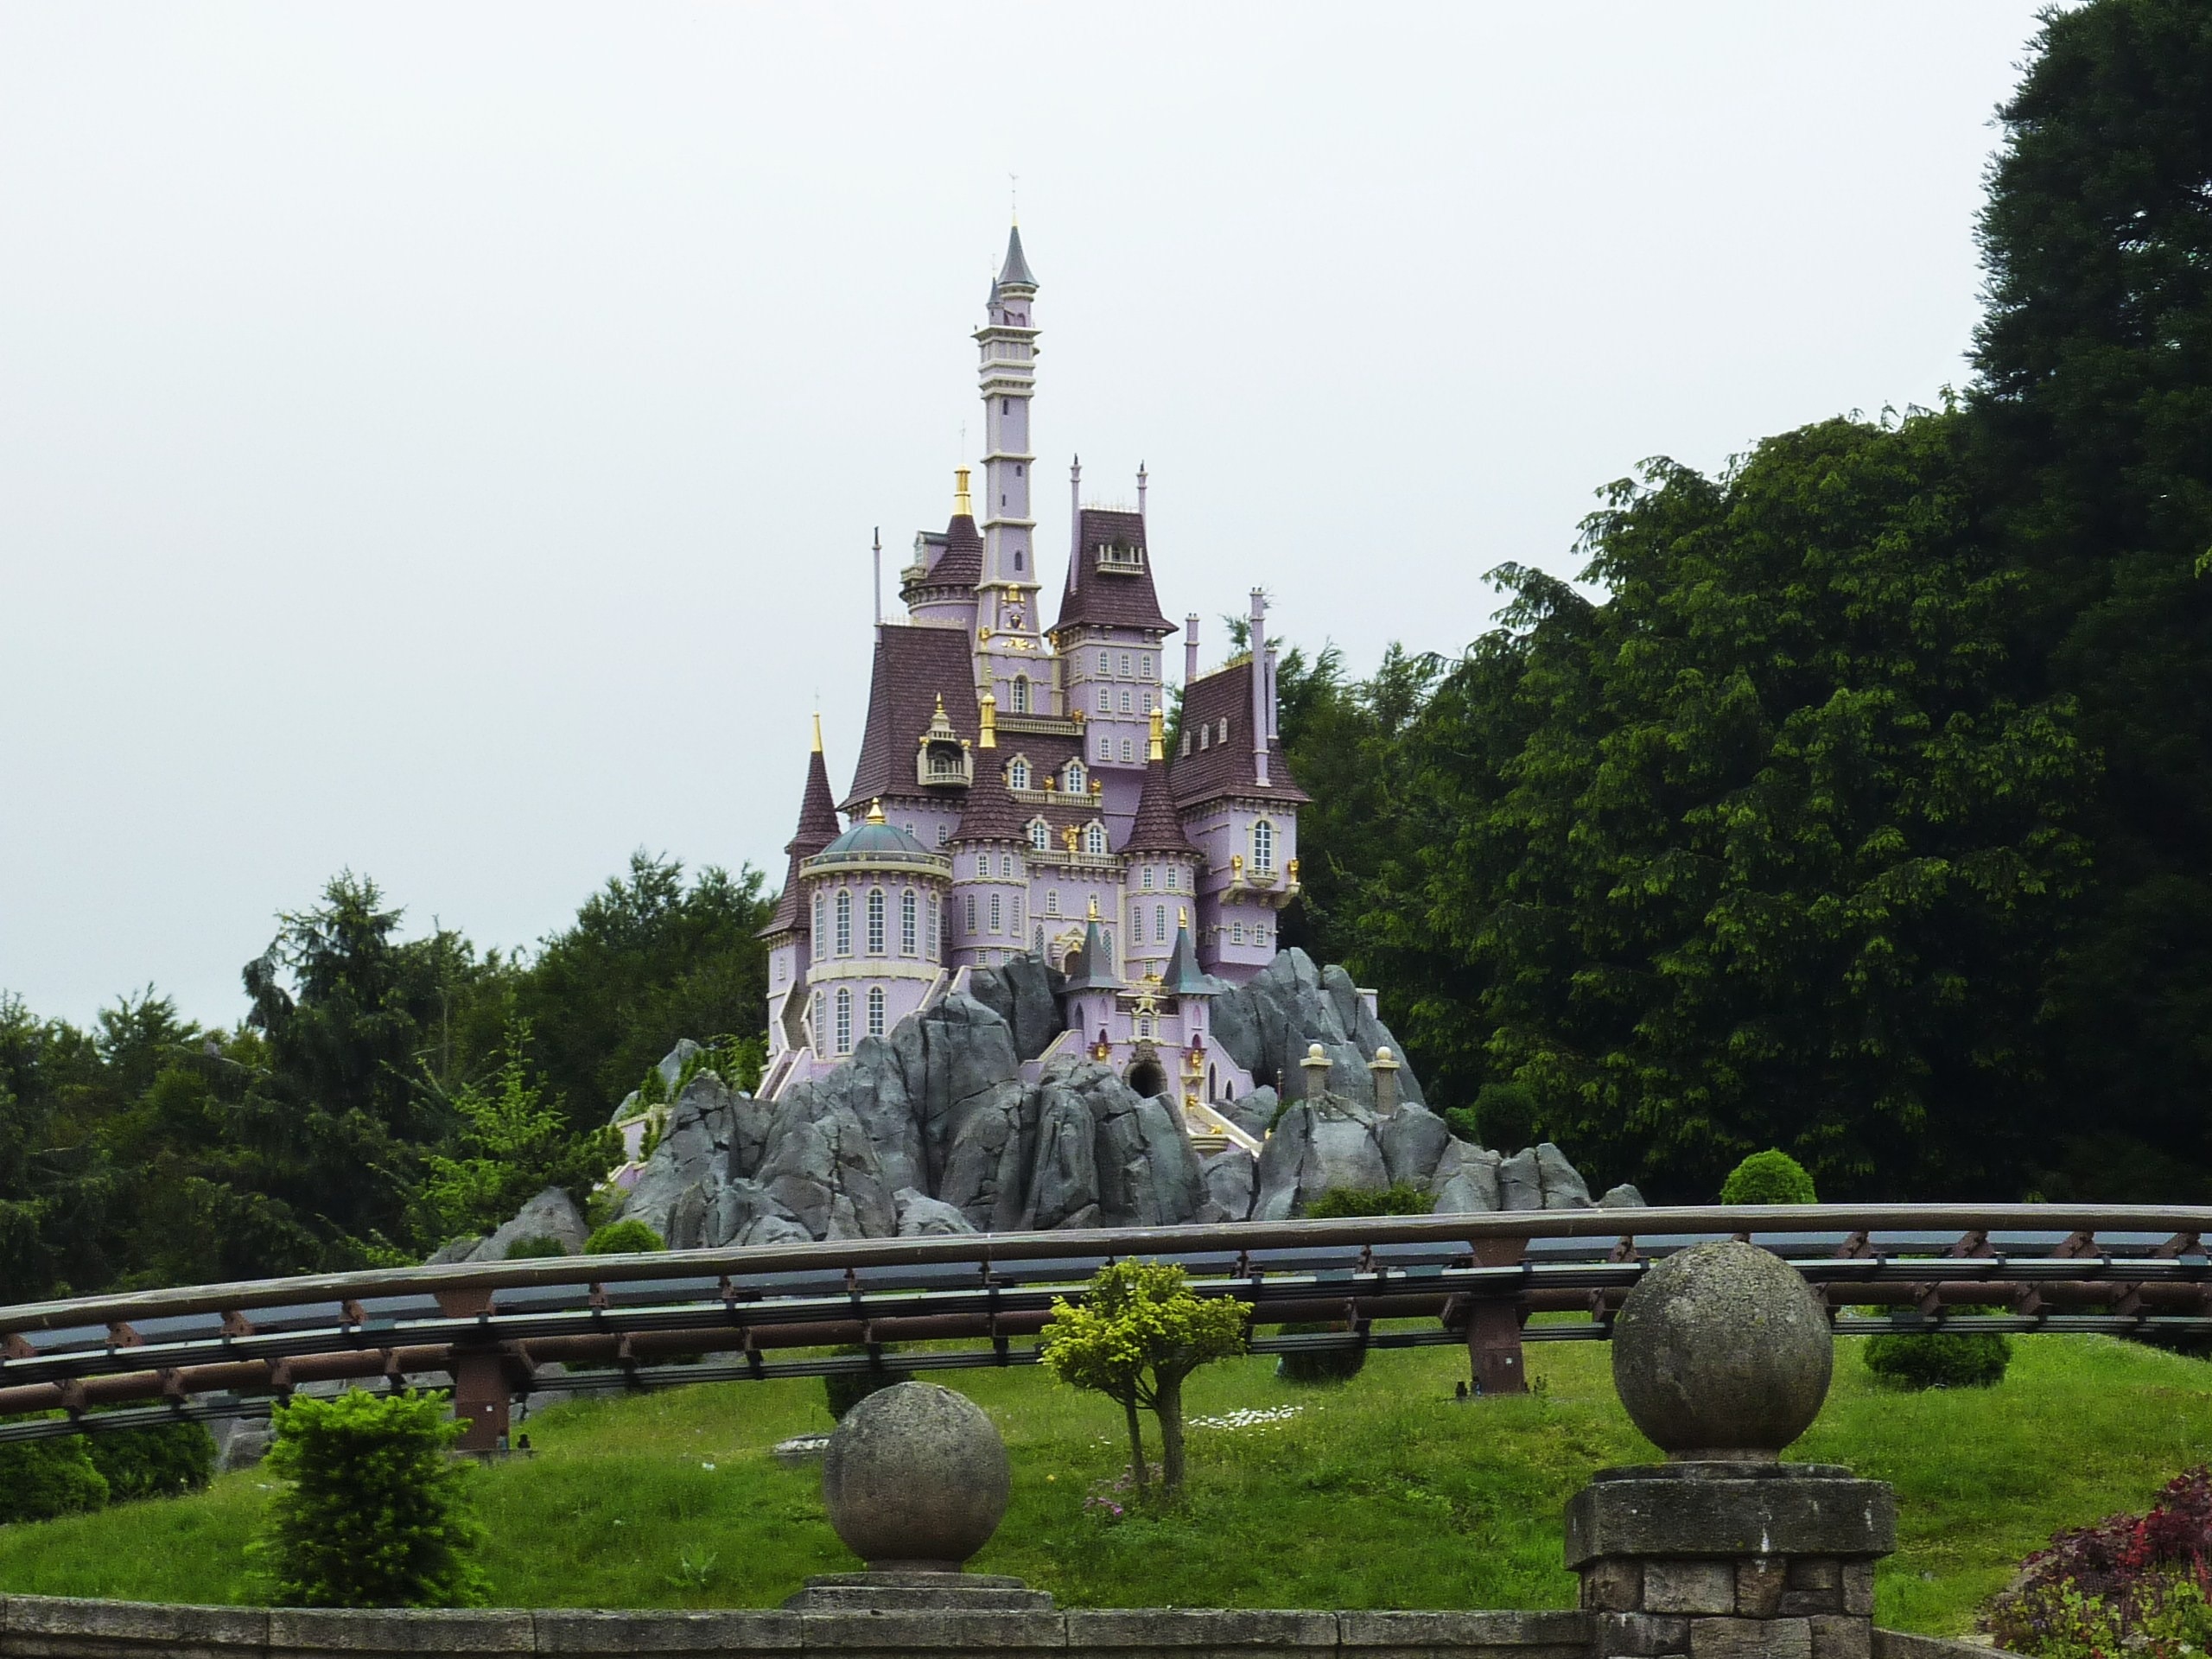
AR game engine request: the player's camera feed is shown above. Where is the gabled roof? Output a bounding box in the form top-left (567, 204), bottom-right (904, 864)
top-left (1122, 753), bottom-right (1193, 855)
top-left (999, 224), bottom-right (1037, 289)
top-left (1170, 657), bottom-right (1312, 808)
top-left (1052, 508), bottom-right (1173, 634)
top-left (842, 625), bottom-right (981, 813)
top-left (760, 747), bottom-right (842, 936)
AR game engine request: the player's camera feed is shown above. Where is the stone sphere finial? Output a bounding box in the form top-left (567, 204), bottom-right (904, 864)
top-left (1611, 1239), bottom-right (1833, 1462)
top-left (822, 1382), bottom-right (1010, 1571)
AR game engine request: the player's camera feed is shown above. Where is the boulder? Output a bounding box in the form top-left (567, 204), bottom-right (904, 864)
top-left (832, 1034), bottom-right (925, 1193)
top-left (1250, 1091), bottom-right (1389, 1220)
top-left (1221, 1085), bottom-right (1277, 1141)
top-left (1039, 1057), bottom-right (1205, 1229)
top-left (1199, 1148), bottom-right (1257, 1224)
top-left (1429, 1140), bottom-right (1503, 1214)
top-left (754, 1087), bottom-right (898, 1240)
top-left (935, 1076), bottom-right (1035, 1231)
top-left (1497, 1147), bottom-right (1544, 1212)
top-left (705, 1177), bottom-right (813, 1247)
top-left (435, 1185), bottom-right (589, 1263)
top-left (1536, 1141), bottom-right (1595, 1210)
top-left (1599, 1182), bottom-right (1648, 1209)
top-left (894, 1187), bottom-right (980, 1236)
top-left (618, 1069), bottom-right (752, 1243)
top-left (885, 994), bottom-right (1022, 1191)
top-left (1377, 1102), bottom-right (1452, 1187)
top-left (1211, 949), bottom-right (1427, 1109)
top-left (964, 954), bottom-right (1066, 1062)
top-left (1024, 1075), bottom-right (1103, 1230)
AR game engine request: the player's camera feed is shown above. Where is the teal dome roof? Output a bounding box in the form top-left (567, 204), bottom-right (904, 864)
top-left (819, 817), bottom-right (931, 860)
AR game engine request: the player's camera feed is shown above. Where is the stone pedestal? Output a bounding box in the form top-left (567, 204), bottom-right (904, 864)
top-left (1566, 1464), bottom-right (1894, 1659)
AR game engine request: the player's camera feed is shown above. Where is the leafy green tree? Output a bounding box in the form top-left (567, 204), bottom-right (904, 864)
top-left (1720, 1150), bottom-right (1818, 1205)
top-left (0, 1433), bottom-right (108, 1522)
top-left (1351, 412), bottom-right (2094, 1200)
top-left (1971, 0), bottom-right (2212, 1198)
top-left (0, 995), bottom-right (118, 1300)
top-left (416, 1015), bottom-right (616, 1246)
top-left (1039, 1260), bottom-right (1248, 1495)
top-left (248, 1390), bottom-right (486, 1608)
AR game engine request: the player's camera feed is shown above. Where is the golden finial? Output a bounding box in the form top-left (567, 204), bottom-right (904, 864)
top-left (979, 690), bottom-right (997, 748)
top-left (954, 467), bottom-right (972, 518)
top-left (1179, 906), bottom-right (1189, 929)
top-left (810, 711), bottom-right (823, 754)
top-left (867, 798), bottom-right (886, 824)
top-left (1090, 776), bottom-right (1103, 796)
top-left (1147, 707), bottom-right (1166, 762)
top-left (1088, 894), bottom-right (1101, 920)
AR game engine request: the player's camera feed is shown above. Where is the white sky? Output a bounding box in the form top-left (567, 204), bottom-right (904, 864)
top-left (0, 3), bottom-right (2050, 1027)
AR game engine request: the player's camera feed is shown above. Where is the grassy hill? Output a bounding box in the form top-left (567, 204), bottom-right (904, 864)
top-left (2, 1332), bottom-right (2207, 1636)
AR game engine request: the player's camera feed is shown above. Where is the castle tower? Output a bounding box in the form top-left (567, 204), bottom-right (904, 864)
top-left (759, 717), bottom-right (845, 1077)
top-left (1055, 466), bottom-right (1175, 830)
top-left (798, 799), bottom-right (951, 1064)
top-left (948, 691), bottom-right (1032, 969)
top-left (1121, 708), bottom-right (1200, 983)
top-left (973, 226), bottom-right (1045, 713)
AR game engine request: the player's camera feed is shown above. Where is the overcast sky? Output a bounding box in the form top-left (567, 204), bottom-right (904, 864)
top-left (0, 3), bottom-right (2052, 1027)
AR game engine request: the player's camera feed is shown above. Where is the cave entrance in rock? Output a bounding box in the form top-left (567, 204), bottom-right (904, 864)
top-left (1127, 1057), bottom-right (1167, 1100)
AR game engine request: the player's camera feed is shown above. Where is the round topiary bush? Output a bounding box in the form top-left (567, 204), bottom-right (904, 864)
top-left (502, 1234), bottom-right (568, 1261)
top-left (823, 1344), bottom-right (900, 1421)
top-left (583, 1219), bottom-right (664, 1255)
top-left (1719, 1149), bottom-right (1817, 1205)
top-left (1865, 1326), bottom-right (2012, 1390)
top-left (1274, 1321), bottom-right (1366, 1384)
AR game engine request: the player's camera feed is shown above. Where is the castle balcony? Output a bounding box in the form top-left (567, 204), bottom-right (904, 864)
top-left (996, 713), bottom-right (1083, 739)
top-left (917, 747), bottom-right (973, 789)
top-left (1095, 543), bottom-right (1147, 575)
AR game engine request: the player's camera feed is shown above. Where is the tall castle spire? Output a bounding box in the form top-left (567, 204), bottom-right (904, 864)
top-left (972, 222), bottom-right (1043, 715)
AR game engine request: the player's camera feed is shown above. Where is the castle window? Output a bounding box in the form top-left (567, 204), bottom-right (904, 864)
top-left (1000, 852), bottom-right (1014, 879)
top-left (1142, 655), bottom-right (1154, 677)
top-left (867, 889), bottom-right (886, 955)
top-left (1121, 738), bottom-right (1135, 762)
top-left (1064, 760), bottom-right (1086, 793)
top-left (1232, 921), bottom-right (1245, 945)
top-left (868, 986), bottom-right (886, 1039)
top-left (1139, 1014), bottom-right (1154, 1040)
top-left (1252, 818), bottom-right (1275, 874)
top-left (1014, 550), bottom-right (1024, 571)
top-left (1012, 893), bottom-right (1024, 933)
top-left (1155, 903), bottom-right (1167, 941)
top-left (1099, 734), bottom-right (1111, 760)
top-left (1098, 652), bottom-right (1110, 674)
top-left (835, 891), bottom-right (853, 957)
top-left (964, 893), bottom-right (976, 934)
top-left (1045, 889), bottom-right (1059, 915)
top-left (1098, 686), bottom-right (1111, 713)
top-left (1034, 925), bottom-right (1045, 955)
top-left (1198, 725), bottom-right (1209, 751)
top-left (1180, 732), bottom-right (1192, 757)
top-left (1008, 756), bottom-right (1030, 790)
top-left (1084, 822), bottom-right (1107, 856)
top-left (1028, 819), bottom-right (1049, 852)
top-left (927, 898), bottom-right (939, 957)
top-left (1119, 690), bottom-right (1134, 714)
top-left (835, 988), bottom-right (853, 1055)
top-left (989, 893), bottom-right (1002, 933)
top-left (1142, 865), bottom-right (1154, 891)
top-left (1217, 718), bottom-right (1230, 744)
top-left (901, 890), bottom-right (918, 955)
top-left (811, 893), bottom-right (825, 961)
top-left (937, 823), bottom-right (950, 847)
top-left (811, 992), bottom-right (821, 1046)
top-left (1011, 677), bottom-right (1030, 715)
top-left (1119, 653), bottom-right (1131, 676)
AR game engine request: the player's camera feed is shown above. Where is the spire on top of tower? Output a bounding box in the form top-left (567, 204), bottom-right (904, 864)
top-left (999, 222), bottom-right (1037, 289)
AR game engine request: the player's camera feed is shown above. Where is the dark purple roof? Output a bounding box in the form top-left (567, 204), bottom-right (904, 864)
top-left (1052, 509), bottom-right (1173, 634)
top-left (761, 748), bottom-right (841, 936)
top-left (954, 749), bottom-right (1027, 842)
top-left (914, 512), bottom-right (982, 593)
top-left (1170, 658), bottom-right (1311, 808)
top-left (999, 225), bottom-right (1037, 289)
top-left (842, 626), bottom-right (980, 813)
top-left (1123, 754), bottom-right (1193, 854)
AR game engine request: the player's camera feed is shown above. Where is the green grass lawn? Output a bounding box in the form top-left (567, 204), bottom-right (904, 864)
top-left (1, 1332), bottom-right (2207, 1635)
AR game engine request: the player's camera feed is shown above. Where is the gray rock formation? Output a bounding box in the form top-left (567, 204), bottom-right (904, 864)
top-left (1429, 1139), bottom-right (1504, 1214)
top-left (965, 954), bottom-right (1065, 1063)
top-left (894, 1187), bottom-right (979, 1236)
top-left (755, 1084), bottom-right (898, 1240)
top-left (1211, 950), bottom-right (1427, 1109)
top-left (427, 1185), bottom-right (588, 1263)
top-left (1599, 1182), bottom-right (1649, 1209)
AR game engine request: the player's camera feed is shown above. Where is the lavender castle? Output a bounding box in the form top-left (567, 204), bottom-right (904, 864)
top-left (757, 226), bottom-right (1310, 1132)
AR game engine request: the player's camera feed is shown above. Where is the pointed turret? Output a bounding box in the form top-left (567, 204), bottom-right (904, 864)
top-left (999, 223), bottom-right (1037, 289)
top-left (1160, 908), bottom-right (1213, 997)
top-left (1125, 709), bottom-right (1194, 855)
top-left (1061, 904), bottom-right (1122, 993)
top-left (760, 722), bottom-right (843, 937)
top-left (953, 693), bottom-right (1027, 842)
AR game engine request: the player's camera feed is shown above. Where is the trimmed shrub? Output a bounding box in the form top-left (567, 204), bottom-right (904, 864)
top-left (1471, 1083), bottom-right (1537, 1151)
top-left (1274, 1321), bottom-right (1366, 1385)
top-left (1866, 1325), bottom-right (2012, 1390)
top-left (1442, 1106), bottom-right (1483, 1145)
top-left (1720, 1149), bottom-right (1817, 1205)
top-left (823, 1344), bottom-right (899, 1421)
top-left (247, 1389), bottom-right (486, 1608)
top-left (85, 1421), bottom-right (217, 1502)
top-left (584, 1219), bottom-right (664, 1255)
top-left (502, 1234), bottom-right (568, 1261)
top-left (1304, 1182), bottom-right (1433, 1219)
top-left (0, 1434), bottom-right (109, 1523)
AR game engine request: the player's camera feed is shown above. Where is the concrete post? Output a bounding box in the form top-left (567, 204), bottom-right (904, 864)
top-left (1369, 1046), bottom-right (1402, 1117)
top-left (1300, 1041), bottom-right (1333, 1099)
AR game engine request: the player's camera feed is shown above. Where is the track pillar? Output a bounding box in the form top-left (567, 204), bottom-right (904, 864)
top-left (1467, 1235), bottom-right (1530, 1395)
top-left (435, 1287), bottom-right (510, 1452)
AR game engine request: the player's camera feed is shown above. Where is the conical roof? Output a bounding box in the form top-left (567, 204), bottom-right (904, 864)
top-left (1161, 914), bottom-right (1214, 996)
top-left (1123, 753), bottom-right (1192, 855)
top-left (1062, 912), bottom-right (1122, 993)
top-left (954, 752), bottom-right (1027, 842)
top-left (760, 746), bottom-right (842, 937)
top-left (999, 224), bottom-right (1037, 289)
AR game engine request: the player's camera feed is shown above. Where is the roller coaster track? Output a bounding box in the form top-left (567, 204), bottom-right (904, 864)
top-left (4, 1204), bottom-right (2209, 1449)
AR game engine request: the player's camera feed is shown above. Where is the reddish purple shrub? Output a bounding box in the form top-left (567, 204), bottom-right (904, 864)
top-left (1988, 1467), bottom-right (2212, 1656)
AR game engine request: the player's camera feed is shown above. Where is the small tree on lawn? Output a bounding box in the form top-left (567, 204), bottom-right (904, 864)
top-left (248, 1389), bottom-right (487, 1608)
top-left (1039, 1259), bottom-right (1248, 1497)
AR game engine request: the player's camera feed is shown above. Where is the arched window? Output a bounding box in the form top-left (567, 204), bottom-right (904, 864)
top-left (1218, 717), bottom-right (1230, 744)
top-left (1011, 893), bottom-right (1024, 933)
top-left (1064, 760), bottom-right (1086, 793)
top-left (1098, 734), bottom-right (1111, 760)
top-left (1121, 739), bottom-right (1135, 762)
top-left (1008, 756), bottom-right (1031, 790)
top-left (1252, 818), bottom-right (1275, 874)
top-left (1120, 689), bottom-right (1134, 714)
top-left (1232, 921), bottom-right (1245, 945)
top-left (999, 852), bottom-right (1014, 879)
top-left (1098, 651), bottom-right (1110, 673)
top-left (835, 890), bottom-right (852, 956)
top-left (1155, 904), bottom-right (1167, 941)
top-left (1045, 888), bottom-right (1059, 915)
top-left (900, 889), bottom-right (918, 955)
top-left (936, 823), bottom-right (950, 847)
top-left (1028, 819), bottom-right (1049, 852)
top-left (927, 897), bottom-right (939, 957)
top-left (811, 992), bottom-right (822, 1046)
top-left (1011, 677), bottom-right (1030, 714)
top-left (867, 889), bottom-right (886, 955)
top-left (867, 986), bottom-right (886, 1039)
top-left (1141, 865), bottom-right (1154, 891)
top-left (1198, 725), bottom-right (1210, 751)
top-left (811, 893), bottom-right (825, 961)
top-left (963, 893), bottom-right (976, 935)
top-left (1097, 685), bottom-right (1111, 714)
top-left (1084, 822), bottom-right (1107, 856)
top-left (835, 988), bottom-right (853, 1054)
top-left (989, 892), bottom-right (1002, 934)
